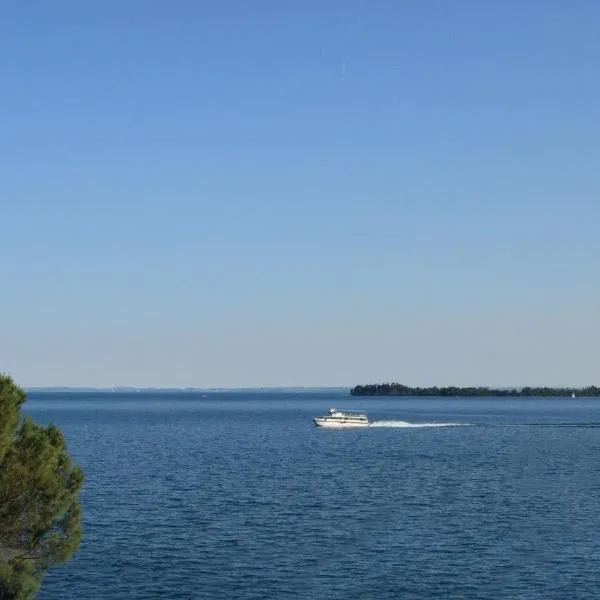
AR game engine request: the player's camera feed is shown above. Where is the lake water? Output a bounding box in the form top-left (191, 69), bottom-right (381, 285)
top-left (24, 391), bottom-right (600, 599)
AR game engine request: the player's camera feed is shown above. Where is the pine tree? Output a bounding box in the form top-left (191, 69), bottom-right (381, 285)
top-left (0, 375), bottom-right (83, 599)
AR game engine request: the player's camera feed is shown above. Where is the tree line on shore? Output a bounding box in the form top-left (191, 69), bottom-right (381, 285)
top-left (350, 383), bottom-right (600, 397)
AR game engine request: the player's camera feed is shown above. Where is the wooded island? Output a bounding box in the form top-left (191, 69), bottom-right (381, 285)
top-left (350, 383), bottom-right (600, 397)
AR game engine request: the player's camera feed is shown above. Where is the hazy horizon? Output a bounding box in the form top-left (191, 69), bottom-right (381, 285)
top-left (3, 2), bottom-right (599, 388)
top-left (21, 382), bottom-right (595, 392)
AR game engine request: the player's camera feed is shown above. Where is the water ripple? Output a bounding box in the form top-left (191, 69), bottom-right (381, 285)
top-left (24, 393), bottom-right (600, 600)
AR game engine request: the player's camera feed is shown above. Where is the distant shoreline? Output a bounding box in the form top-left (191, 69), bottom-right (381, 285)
top-left (25, 387), bottom-right (350, 394)
top-left (351, 383), bottom-right (600, 397)
top-left (24, 385), bottom-right (600, 398)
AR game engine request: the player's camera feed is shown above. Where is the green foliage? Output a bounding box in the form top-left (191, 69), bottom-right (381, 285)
top-left (0, 374), bottom-right (83, 599)
top-left (351, 382), bottom-right (600, 397)
top-left (0, 379), bottom-right (26, 464)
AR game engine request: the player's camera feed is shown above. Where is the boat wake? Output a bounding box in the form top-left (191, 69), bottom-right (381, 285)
top-left (367, 421), bottom-right (600, 429)
top-left (369, 420), bottom-right (471, 428)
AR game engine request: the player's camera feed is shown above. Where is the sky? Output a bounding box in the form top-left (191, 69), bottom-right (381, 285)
top-left (1, 1), bottom-right (599, 388)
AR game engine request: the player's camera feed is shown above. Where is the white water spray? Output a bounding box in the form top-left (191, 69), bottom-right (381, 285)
top-left (369, 420), bottom-right (471, 428)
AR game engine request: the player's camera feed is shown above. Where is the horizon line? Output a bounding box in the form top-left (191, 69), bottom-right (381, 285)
top-left (24, 383), bottom-right (593, 392)
top-left (25, 385), bottom-right (352, 392)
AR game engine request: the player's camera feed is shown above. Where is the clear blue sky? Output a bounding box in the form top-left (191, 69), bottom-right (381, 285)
top-left (1, 1), bottom-right (599, 388)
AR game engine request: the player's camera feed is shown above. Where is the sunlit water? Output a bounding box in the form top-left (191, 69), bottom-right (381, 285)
top-left (23, 392), bottom-right (600, 599)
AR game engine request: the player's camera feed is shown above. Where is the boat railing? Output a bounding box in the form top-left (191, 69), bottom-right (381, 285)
top-left (325, 411), bottom-right (367, 418)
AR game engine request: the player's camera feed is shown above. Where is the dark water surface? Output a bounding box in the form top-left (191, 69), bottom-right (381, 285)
top-left (24, 392), bottom-right (600, 599)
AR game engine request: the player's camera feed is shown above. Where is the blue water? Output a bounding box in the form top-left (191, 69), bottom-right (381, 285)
top-left (24, 391), bottom-right (600, 599)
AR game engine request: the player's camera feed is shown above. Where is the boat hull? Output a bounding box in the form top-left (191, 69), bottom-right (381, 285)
top-left (313, 418), bottom-right (370, 428)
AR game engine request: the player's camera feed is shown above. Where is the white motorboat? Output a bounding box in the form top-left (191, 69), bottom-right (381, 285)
top-left (313, 407), bottom-right (370, 428)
